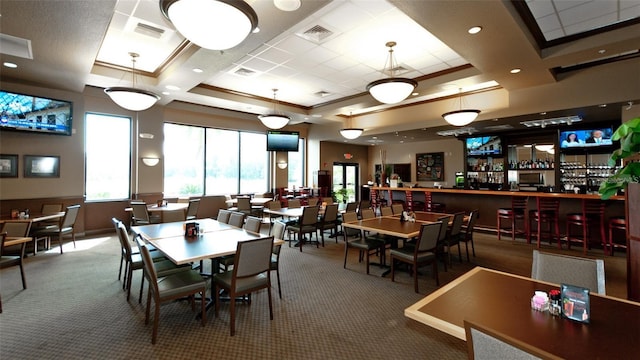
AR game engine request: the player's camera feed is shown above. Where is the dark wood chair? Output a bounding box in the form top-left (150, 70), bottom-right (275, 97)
top-left (566, 199), bottom-right (606, 254)
top-left (342, 212), bottom-right (385, 275)
top-left (608, 216), bottom-right (627, 256)
top-left (529, 198), bottom-right (560, 249)
top-left (497, 196), bottom-right (529, 242)
top-left (390, 222), bottom-right (441, 292)
top-left (460, 209), bottom-right (479, 261)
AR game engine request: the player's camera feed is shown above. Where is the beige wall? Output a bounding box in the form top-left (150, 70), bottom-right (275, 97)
top-left (318, 141), bottom-right (370, 188)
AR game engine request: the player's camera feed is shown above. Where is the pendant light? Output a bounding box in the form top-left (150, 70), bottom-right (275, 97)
top-left (259, 89), bottom-right (290, 129)
top-left (366, 41), bottom-right (417, 104)
top-left (340, 112), bottom-right (363, 140)
top-left (160, 0), bottom-right (258, 50)
top-left (104, 53), bottom-right (160, 112)
top-left (442, 88), bottom-right (480, 126)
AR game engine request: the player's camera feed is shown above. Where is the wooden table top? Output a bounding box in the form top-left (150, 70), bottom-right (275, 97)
top-left (132, 218), bottom-right (283, 265)
top-left (132, 218), bottom-right (232, 240)
top-left (342, 216), bottom-right (426, 239)
top-left (0, 212), bottom-right (64, 223)
top-left (225, 197), bottom-right (272, 206)
top-left (405, 267), bottom-right (640, 358)
top-left (125, 203), bottom-right (188, 213)
top-left (263, 207), bottom-right (304, 218)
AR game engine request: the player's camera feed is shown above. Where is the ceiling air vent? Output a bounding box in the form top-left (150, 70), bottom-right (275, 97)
top-left (314, 90), bottom-right (331, 98)
top-left (134, 22), bottom-right (165, 39)
top-left (232, 67), bottom-right (257, 77)
top-left (296, 24), bottom-right (335, 44)
top-left (0, 33), bottom-right (33, 59)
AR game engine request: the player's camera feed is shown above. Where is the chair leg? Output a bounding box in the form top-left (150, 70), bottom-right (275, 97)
top-left (139, 272), bottom-right (145, 304)
top-left (390, 257), bottom-right (396, 282)
top-left (276, 270), bottom-right (282, 299)
top-left (230, 294), bottom-right (236, 336)
top-left (118, 254), bottom-right (124, 281)
top-left (19, 261), bottom-right (27, 289)
top-left (58, 234), bottom-right (64, 254)
top-left (268, 285), bottom-right (273, 321)
top-left (200, 289), bottom-right (206, 326)
top-left (151, 299), bottom-right (160, 344)
top-left (365, 249), bottom-right (370, 274)
top-left (433, 261), bottom-right (439, 286)
top-left (413, 260), bottom-right (419, 293)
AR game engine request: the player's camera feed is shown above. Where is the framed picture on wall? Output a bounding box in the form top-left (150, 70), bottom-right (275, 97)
top-left (416, 152), bottom-right (444, 181)
top-left (0, 154), bottom-right (19, 178)
top-left (24, 155), bottom-right (60, 178)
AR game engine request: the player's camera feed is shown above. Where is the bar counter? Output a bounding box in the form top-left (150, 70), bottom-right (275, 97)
top-left (369, 187), bottom-right (625, 234)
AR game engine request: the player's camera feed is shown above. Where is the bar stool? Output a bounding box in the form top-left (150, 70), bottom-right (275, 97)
top-left (608, 216), bottom-right (627, 256)
top-left (565, 200), bottom-right (606, 255)
top-left (424, 191), bottom-right (445, 212)
top-left (529, 197), bottom-right (561, 248)
top-left (496, 196), bottom-right (529, 242)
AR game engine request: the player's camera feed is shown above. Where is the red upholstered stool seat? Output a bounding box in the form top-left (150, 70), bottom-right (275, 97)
top-left (608, 216), bottom-right (627, 256)
top-left (497, 196), bottom-right (529, 242)
top-left (566, 200), bottom-right (606, 255)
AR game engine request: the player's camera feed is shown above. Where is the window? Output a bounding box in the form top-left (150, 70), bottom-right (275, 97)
top-left (205, 128), bottom-right (239, 195)
top-left (164, 123), bottom-right (205, 196)
top-left (288, 138), bottom-right (305, 189)
top-left (163, 123), bottom-right (270, 196)
top-left (85, 113), bottom-right (131, 201)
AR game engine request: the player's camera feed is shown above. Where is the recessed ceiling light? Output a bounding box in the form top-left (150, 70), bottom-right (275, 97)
top-left (162, 91), bottom-right (170, 95)
top-left (3, 62), bottom-right (17, 68)
top-left (599, 104), bottom-right (607, 108)
top-left (166, 85), bottom-right (180, 91)
top-left (510, 68), bottom-right (521, 74)
top-left (192, 68), bottom-right (203, 73)
top-left (372, 136), bottom-right (378, 139)
top-left (598, 49), bottom-right (606, 54)
top-left (312, 114), bottom-right (322, 118)
top-left (468, 26), bottom-right (482, 34)
top-left (412, 92), bottom-right (419, 96)
top-left (540, 112), bottom-right (547, 115)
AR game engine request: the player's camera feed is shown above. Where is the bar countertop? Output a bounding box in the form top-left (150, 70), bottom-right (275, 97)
top-left (369, 187), bottom-right (625, 201)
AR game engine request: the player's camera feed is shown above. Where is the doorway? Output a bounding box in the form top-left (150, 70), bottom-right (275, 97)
top-left (332, 162), bottom-right (359, 203)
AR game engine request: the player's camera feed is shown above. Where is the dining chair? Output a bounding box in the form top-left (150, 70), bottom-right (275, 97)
top-left (390, 222), bottom-right (441, 292)
top-left (380, 206), bottom-right (393, 217)
top-left (270, 220), bottom-right (286, 299)
top-left (1, 220), bottom-right (32, 255)
top-left (213, 236), bottom-right (274, 336)
top-left (139, 242), bottom-right (207, 344)
top-left (464, 319), bottom-right (554, 360)
top-left (244, 216), bottom-right (263, 233)
top-left (228, 212), bottom-right (246, 228)
top-left (0, 232), bottom-right (27, 292)
top-left (185, 199), bottom-right (200, 220)
top-left (236, 197), bottom-right (252, 216)
top-left (565, 199), bottom-right (606, 255)
top-left (287, 205), bottom-right (320, 251)
top-left (345, 202), bottom-right (358, 213)
top-left (131, 201), bottom-right (162, 226)
top-left (287, 199), bottom-right (301, 208)
top-left (115, 220), bottom-right (187, 301)
top-left (161, 210), bottom-right (186, 223)
top-left (531, 249), bottom-right (606, 295)
top-left (342, 211), bottom-right (385, 275)
top-left (391, 203), bottom-right (404, 215)
top-left (177, 197), bottom-right (190, 203)
top-left (32, 204), bottom-right (80, 254)
top-left (317, 203), bottom-right (339, 245)
top-left (41, 203), bottom-right (63, 215)
top-left (267, 200), bottom-right (283, 224)
top-left (442, 212), bottom-right (465, 266)
top-left (217, 209), bottom-right (232, 224)
top-left (460, 209), bottom-right (479, 262)
top-left (307, 197), bottom-right (319, 206)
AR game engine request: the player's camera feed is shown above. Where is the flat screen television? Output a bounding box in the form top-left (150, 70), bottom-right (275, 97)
top-left (466, 135), bottom-right (502, 156)
top-left (0, 90), bottom-right (73, 136)
top-left (559, 127), bottom-right (614, 149)
top-left (266, 130), bottom-right (299, 152)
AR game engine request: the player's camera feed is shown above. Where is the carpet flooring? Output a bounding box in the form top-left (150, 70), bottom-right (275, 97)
top-left (0, 226), bottom-right (627, 359)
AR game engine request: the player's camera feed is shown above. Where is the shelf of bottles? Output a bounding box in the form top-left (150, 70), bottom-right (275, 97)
top-left (559, 153), bottom-right (618, 192)
top-left (466, 157), bottom-right (504, 189)
top-left (508, 158), bottom-right (555, 170)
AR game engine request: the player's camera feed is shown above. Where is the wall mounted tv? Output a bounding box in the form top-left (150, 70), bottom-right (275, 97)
top-left (559, 127), bottom-right (614, 149)
top-left (266, 130), bottom-right (299, 152)
top-left (466, 135), bottom-right (502, 156)
top-left (0, 90), bottom-right (73, 136)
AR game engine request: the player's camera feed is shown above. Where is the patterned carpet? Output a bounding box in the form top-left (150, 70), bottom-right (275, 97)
top-left (0, 226), bottom-right (626, 359)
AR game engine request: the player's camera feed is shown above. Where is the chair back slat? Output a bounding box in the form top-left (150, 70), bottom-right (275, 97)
top-left (512, 197), bottom-right (529, 210)
top-left (234, 237), bottom-right (273, 278)
top-left (536, 198), bottom-right (559, 212)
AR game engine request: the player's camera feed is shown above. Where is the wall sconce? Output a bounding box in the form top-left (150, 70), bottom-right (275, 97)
top-left (142, 157), bottom-right (160, 167)
top-left (277, 161), bottom-right (288, 169)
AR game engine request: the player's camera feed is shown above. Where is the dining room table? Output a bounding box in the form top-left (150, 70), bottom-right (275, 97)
top-left (404, 266), bottom-right (640, 359)
top-left (0, 212), bottom-right (65, 224)
top-left (224, 197), bottom-right (273, 207)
